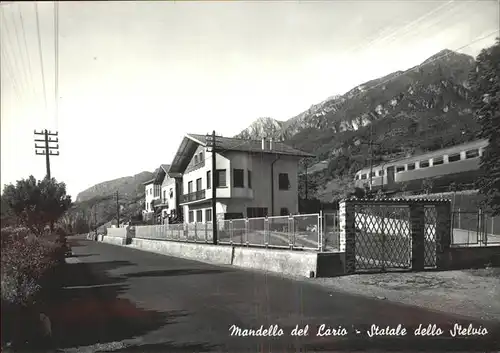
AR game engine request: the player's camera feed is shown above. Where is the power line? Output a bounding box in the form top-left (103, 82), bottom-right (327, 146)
top-left (10, 4), bottom-right (35, 101)
top-left (19, 5), bottom-right (37, 101)
top-left (0, 8), bottom-right (29, 102)
top-left (54, 1), bottom-right (59, 128)
top-left (34, 2), bottom-right (48, 119)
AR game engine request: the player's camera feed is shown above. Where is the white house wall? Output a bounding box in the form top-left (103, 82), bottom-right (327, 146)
top-left (161, 175), bottom-right (177, 215)
top-left (182, 145), bottom-right (231, 199)
top-left (144, 183), bottom-right (155, 212)
top-left (226, 152), bottom-right (299, 216)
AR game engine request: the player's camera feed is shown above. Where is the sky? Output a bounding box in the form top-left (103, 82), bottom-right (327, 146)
top-left (1, 0), bottom-right (499, 199)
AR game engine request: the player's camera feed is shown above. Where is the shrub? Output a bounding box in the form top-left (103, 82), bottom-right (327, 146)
top-left (1, 228), bottom-right (64, 307)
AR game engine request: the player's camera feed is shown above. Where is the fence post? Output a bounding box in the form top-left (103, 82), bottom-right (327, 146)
top-left (319, 210), bottom-right (323, 252)
top-left (245, 218), bottom-right (249, 246)
top-left (339, 200), bottom-right (355, 274)
top-left (458, 208), bottom-right (461, 229)
top-left (409, 203), bottom-right (425, 270)
top-left (183, 223), bottom-right (188, 240)
top-left (435, 201), bottom-right (452, 269)
top-left (288, 214), bottom-right (294, 249)
top-left (264, 217), bottom-right (269, 248)
top-left (478, 208), bottom-right (484, 245)
top-left (229, 220), bottom-right (233, 245)
top-left (205, 223), bottom-right (208, 243)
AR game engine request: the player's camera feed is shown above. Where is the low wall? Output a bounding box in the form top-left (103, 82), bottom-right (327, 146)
top-left (128, 238), bottom-right (343, 277)
top-left (231, 247), bottom-right (344, 278)
top-left (130, 238), bottom-right (232, 265)
top-left (107, 228), bottom-right (127, 238)
top-left (442, 246), bottom-right (500, 269)
top-left (102, 235), bottom-right (126, 246)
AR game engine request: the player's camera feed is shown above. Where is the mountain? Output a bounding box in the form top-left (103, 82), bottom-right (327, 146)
top-left (76, 171), bottom-right (155, 203)
top-left (235, 117), bottom-right (285, 140)
top-left (236, 49), bottom-right (479, 201)
top-left (70, 170), bottom-right (156, 232)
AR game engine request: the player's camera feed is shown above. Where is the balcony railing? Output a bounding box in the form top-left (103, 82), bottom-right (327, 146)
top-left (180, 189), bottom-right (206, 203)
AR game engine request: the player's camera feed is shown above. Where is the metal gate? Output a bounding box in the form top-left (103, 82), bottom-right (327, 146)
top-left (354, 204), bottom-right (412, 272)
top-left (424, 206), bottom-right (437, 268)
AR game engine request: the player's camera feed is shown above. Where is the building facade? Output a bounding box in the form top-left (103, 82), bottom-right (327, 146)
top-left (142, 164), bottom-right (182, 224)
top-left (168, 134), bottom-right (314, 224)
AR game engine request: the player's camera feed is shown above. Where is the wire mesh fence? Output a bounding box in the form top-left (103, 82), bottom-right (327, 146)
top-left (134, 213), bottom-right (326, 250)
top-left (134, 223), bottom-right (213, 243)
top-left (451, 210), bottom-right (500, 246)
top-left (353, 205), bottom-right (412, 271)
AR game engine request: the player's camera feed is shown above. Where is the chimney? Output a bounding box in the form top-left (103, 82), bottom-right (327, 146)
top-left (262, 137), bottom-right (266, 150)
top-left (269, 138), bottom-right (273, 150)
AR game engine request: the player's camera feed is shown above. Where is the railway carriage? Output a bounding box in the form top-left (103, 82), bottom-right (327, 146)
top-left (354, 139), bottom-right (488, 192)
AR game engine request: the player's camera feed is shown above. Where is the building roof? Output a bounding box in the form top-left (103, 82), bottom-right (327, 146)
top-left (169, 133), bottom-right (315, 174)
top-left (142, 164), bottom-right (171, 185)
top-left (188, 133), bottom-right (314, 157)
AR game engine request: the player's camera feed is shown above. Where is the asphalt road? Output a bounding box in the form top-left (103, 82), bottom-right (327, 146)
top-left (50, 236), bottom-right (500, 352)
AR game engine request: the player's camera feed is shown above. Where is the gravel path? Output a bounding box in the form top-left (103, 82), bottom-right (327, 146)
top-left (310, 268), bottom-right (500, 322)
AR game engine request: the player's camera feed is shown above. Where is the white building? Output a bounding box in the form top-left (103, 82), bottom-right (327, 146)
top-left (142, 164), bottom-right (182, 224)
top-left (168, 133), bottom-right (314, 224)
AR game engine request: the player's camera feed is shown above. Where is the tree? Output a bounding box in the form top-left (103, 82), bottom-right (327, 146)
top-left (2, 176), bottom-right (72, 235)
top-left (470, 38), bottom-right (500, 216)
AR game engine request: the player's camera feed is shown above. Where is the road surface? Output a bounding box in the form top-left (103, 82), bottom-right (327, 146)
top-left (50, 236), bottom-right (500, 352)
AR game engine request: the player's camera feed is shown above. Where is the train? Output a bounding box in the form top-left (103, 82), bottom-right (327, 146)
top-left (354, 139), bottom-right (488, 193)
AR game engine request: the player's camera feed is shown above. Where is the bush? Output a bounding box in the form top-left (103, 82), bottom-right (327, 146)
top-left (1, 230), bottom-right (63, 306)
top-left (1, 227), bottom-right (66, 347)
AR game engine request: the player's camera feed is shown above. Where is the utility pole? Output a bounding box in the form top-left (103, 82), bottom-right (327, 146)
top-left (116, 191), bottom-right (120, 228)
top-left (305, 162), bottom-right (308, 200)
top-left (206, 131), bottom-right (221, 245)
top-left (369, 124), bottom-right (373, 192)
top-left (34, 129), bottom-right (59, 179)
top-left (94, 204), bottom-right (97, 238)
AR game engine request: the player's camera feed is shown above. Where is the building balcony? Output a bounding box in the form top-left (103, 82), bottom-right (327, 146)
top-left (180, 189), bottom-right (206, 204)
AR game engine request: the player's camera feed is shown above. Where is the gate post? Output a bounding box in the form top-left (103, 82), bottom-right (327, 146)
top-left (409, 203), bottom-right (425, 271)
top-left (435, 201), bottom-right (452, 269)
top-left (339, 200), bottom-right (355, 274)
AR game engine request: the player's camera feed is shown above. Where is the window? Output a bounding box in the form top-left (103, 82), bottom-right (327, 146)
top-left (188, 181), bottom-right (193, 194)
top-left (419, 160), bottom-right (429, 168)
top-left (370, 172), bottom-right (376, 177)
top-left (378, 170), bottom-right (384, 176)
top-left (247, 207), bottom-right (268, 218)
top-left (280, 207), bottom-right (289, 216)
top-left (199, 152), bottom-right (203, 163)
top-left (205, 209), bottom-right (212, 222)
top-left (163, 190), bottom-right (166, 201)
top-left (355, 175), bottom-right (359, 180)
top-left (206, 171), bottom-right (211, 189)
top-left (433, 156), bottom-right (444, 166)
top-left (215, 169), bottom-right (226, 187)
top-left (233, 169), bottom-right (244, 188)
top-left (396, 166), bottom-right (405, 173)
top-left (146, 203), bottom-right (148, 211)
top-left (248, 170), bottom-right (252, 188)
top-left (196, 178), bottom-right (202, 191)
top-left (466, 149), bottom-right (479, 159)
top-left (407, 163), bottom-right (415, 171)
top-left (194, 155), bottom-right (198, 164)
top-left (448, 153), bottom-right (461, 162)
top-left (361, 174), bottom-right (367, 180)
top-left (278, 173), bottom-right (290, 190)
top-left (169, 188), bottom-right (173, 198)
top-left (188, 211), bottom-right (194, 223)
top-left (196, 210), bottom-right (202, 222)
